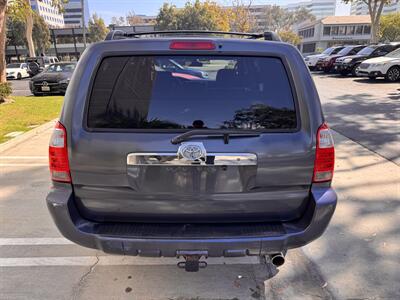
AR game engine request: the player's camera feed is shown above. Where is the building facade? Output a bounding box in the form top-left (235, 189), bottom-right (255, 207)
top-left (284, 0), bottom-right (336, 19)
top-left (231, 1), bottom-right (336, 32)
top-left (351, 1), bottom-right (400, 15)
top-left (30, 0), bottom-right (64, 28)
top-left (63, 0), bottom-right (90, 27)
top-left (296, 16), bottom-right (372, 54)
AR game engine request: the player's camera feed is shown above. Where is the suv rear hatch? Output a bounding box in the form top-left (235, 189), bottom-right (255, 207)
top-left (69, 42), bottom-right (315, 223)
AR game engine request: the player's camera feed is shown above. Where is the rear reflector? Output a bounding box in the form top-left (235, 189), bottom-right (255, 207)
top-left (49, 121), bottom-right (71, 183)
top-left (313, 123), bottom-right (335, 182)
top-left (170, 41), bottom-right (216, 50)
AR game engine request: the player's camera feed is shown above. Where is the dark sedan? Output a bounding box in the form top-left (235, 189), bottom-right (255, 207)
top-left (29, 62), bottom-right (76, 96)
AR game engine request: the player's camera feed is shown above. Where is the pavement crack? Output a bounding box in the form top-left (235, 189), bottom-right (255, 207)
top-left (72, 253), bottom-right (100, 300)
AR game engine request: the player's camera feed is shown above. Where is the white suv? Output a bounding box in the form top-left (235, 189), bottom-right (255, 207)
top-left (357, 48), bottom-right (400, 82)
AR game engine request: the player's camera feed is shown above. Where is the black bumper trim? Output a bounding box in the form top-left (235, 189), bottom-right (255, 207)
top-left (47, 185), bottom-right (337, 257)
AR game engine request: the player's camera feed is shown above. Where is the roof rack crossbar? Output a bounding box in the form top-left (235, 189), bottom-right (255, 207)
top-left (105, 30), bottom-right (281, 41)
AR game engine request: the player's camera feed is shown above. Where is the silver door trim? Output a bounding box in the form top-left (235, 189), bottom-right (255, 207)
top-left (127, 153), bottom-right (257, 166)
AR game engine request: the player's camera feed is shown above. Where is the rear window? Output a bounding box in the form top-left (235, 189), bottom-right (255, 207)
top-left (87, 56), bottom-right (297, 130)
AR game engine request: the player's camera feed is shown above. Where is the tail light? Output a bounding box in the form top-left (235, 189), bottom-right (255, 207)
top-left (49, 121), bottom-right (71, 183)
top-left (170, 41), bottom-right (216, 50)
top-left (313, 123), bottom-right (335, 182)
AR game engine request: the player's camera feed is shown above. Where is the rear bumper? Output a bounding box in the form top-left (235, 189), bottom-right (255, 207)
top-left (47, 185), bottom-right (337, 257)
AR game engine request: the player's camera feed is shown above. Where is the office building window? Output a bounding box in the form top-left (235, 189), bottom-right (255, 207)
top-left (363, 25), bottom-right (371, 34)
top-left (323, 26), bottom-right (331, 36)
top-left (347, 26), bottom-right (355, 35)
top-left (302, 43), bottom-right (316, 53)
top-left (331, 26), bottom-right (338, 35)
top-left (356, 25), bottom-right (363, 34)
top-left (299, 28), bottom-right (315, 38)
top-left (338, 26), bottom-right (346, 35)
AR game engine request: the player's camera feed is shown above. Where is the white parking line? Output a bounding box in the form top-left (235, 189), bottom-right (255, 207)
top-left (0, 256), bottom-right (258, 267)
top-left (0, 156), bottom-right (47, 159)
top-left (0, 163), bottom-right (48, 167)
top-left (0, 238), bottom-right (73, 246)
top-left (0, 238), bottom-right (259, 267)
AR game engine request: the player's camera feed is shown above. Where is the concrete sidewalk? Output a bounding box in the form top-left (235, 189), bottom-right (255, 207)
top-left (0, 124), bottom-right (399, 299)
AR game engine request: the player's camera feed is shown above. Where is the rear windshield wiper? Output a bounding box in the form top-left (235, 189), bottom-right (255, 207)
top-left (171, 129), bottom-right (261, 145)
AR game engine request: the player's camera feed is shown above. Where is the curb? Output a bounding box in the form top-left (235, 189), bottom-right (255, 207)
top-left (0, 119), bottom-right (57, 153)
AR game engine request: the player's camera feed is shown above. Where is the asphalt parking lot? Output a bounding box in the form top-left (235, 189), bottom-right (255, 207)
top-left (9, 78), bottom-right (31, 97)
top-left (1, 74), bottom-right (399, 299)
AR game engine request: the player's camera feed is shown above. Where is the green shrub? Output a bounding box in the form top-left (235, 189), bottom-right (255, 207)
top-left (0, 82), bottom-right (12, 102)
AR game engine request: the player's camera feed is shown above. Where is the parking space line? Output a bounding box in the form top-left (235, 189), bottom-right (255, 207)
top-left (0, 238), bottom-right (73, 246)
top-left (0, 163), bottom-right (48, 166)
top-left (0, 256), bottom-right (258, 267)
top-left (0, 156), bottom-right (47, 159)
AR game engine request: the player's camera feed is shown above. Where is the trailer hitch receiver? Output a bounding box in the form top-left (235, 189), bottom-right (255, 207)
top-left (177, 251), bottom-right (208, 272)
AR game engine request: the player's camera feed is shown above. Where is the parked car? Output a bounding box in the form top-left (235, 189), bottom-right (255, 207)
top-left (357, 47), bottom-right (400, 82)
top-left (155, 58), bottom-right (209, 79)
top-left (6, 62), bottom-right (29, 80)
top-left (304, 46), bottom-right (345, 70)
top-left (320, 45), bottom-right (366, 73)
top-left (26, 56), bottom-right (59, 77)
top-left (335, 43), bottom-right (400, 76)
top-left (46, 31), bottom-right (337, 272)
top-left (29, 62), bottom-right (76, 96)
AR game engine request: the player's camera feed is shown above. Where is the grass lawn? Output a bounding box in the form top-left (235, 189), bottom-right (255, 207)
top-left (0, 96), bottom-right (63, 143)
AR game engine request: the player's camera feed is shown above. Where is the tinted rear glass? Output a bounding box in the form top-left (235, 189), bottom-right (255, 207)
top-left (87, 56), bottom-right (297, 130)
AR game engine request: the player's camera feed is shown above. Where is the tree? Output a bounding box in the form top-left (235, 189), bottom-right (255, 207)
top-left (176, 0), bottom-right (229, 30)
top-left (8, 0), bottom-right (67, 57)
top-left (156, 3), bottom-right (178, 30)
top-left (278, 30), bottom-right (302, 45)
top-left (262, 5), bottom-right (290, 31)
top-left (7, 13), bottom-right (50, 55)
top-left (0, 0), bottom-right (7, 84)
top-left (88, 13), bottom-right (108, 43)
top-left (156, 1), bottom-right (230, 31)
top-left (292, 7), bottom-right (316, 25)
top-left (343, 0), bottom-right (393, 43)
top-left (110, 16), bottom-right (126, 26)
top-left (6, 17), bottom-right (25, 46)
top-left (32, 13), bottom-right (50, 55)
top-left (261, 5), bottom-right (315, 32)
top-left (126, 11), bottom-right (143, 25)
top-left (379, 12), bottom-right (400, 42)
top-left (228, 0), bottom-right (255, 32)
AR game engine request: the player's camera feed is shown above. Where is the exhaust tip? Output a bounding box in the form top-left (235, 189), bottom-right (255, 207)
top-left (270, 253), bottom-right (285, 267)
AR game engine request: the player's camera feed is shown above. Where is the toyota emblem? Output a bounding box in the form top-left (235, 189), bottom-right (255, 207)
top-left (177, 142), bottom-right (207, 161)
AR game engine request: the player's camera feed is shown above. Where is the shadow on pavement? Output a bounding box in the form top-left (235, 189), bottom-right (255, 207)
top-left (322, 92), bottom-right (400, 164)
top-left (303, 135), bottom-right (400, 299)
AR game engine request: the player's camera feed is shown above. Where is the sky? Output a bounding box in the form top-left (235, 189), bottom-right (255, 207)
top-left (88, 0), bottom-right (351, 25)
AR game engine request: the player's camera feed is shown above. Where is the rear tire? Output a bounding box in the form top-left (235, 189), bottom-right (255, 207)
top-left (17, 73), bottom-right (22, 80)
top-left (339, 70), bottom-right (349, 76)
top-left (351, 63), bottom-right (360, 77)
top-left (385, 66), bottom-right (400, 82)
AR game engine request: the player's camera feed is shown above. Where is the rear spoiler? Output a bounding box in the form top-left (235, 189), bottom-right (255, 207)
top-left (105, 30), bottom-right (281, 42)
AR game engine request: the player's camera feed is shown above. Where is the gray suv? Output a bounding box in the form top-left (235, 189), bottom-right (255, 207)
top-left (47, 31), bottom-right (337, 272)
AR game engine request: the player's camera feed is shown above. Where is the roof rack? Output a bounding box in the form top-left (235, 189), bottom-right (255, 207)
top-left (104, 30), bottom-right (281, 42)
